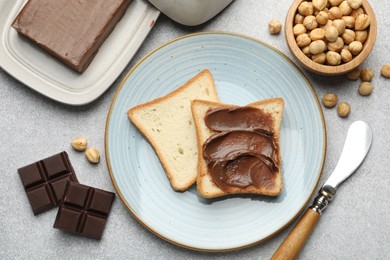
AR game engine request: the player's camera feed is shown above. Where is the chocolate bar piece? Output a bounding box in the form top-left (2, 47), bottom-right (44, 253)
top-left (54, 182), bottom-right (115, 240)
top-left (12, 0), bottom-right (131, 73)
top-left (18, 151), bottom-right (78, 215)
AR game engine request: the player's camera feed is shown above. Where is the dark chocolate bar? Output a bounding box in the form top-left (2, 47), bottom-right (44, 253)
top-left (53, 182), bottom-right (115, 240)
top-left (12, 0), bottom-right (131, 73)
top-left (18, 151), bottom-right (78, 215)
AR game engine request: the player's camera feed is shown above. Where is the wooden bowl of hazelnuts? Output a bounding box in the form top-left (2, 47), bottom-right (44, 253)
top-left (285, 0), bottom-right (377, 75)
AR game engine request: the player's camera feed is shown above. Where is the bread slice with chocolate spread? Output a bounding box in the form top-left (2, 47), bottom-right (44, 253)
top-left (191, 98), bottom-right (284, 198)
top-left (128, 69), bottom-right (220, 191)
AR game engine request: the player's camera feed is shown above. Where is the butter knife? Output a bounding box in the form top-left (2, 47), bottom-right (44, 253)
top-left (271, 121), bottom-right (373, 260)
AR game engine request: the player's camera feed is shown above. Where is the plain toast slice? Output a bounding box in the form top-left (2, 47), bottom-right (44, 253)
top-left (191, 98), bottom-right (284, 198)
top-left (128, 69), bottom-right (220, 191)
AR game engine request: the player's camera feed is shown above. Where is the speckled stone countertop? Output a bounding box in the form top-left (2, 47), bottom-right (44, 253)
top-left (1, 0), bottom-right (389, 259)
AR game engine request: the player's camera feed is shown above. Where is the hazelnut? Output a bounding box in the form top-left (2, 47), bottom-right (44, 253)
top-left (342, 16), bottom-right (355, 29)
top-left (329, 0), bottom-right (343, 6)
top-left (312, 53), bottom-right (327, 64)
top-left (342, 29), bottom-right (355, 44)
top-left (316, 11), bottom-right (329, 25)
top-left (302, 46), bottom-right (313, 57)
top-left (341, 49), bottom-right (353, 63)
top-left (355, 14), bottom-right (370, 30)
top-left (293, 24), bottom-right (307, 36)
top-left (350, 7), bottom-right (364, 19)
top-left (339, 1), bottom-right (352, 15)
top-left (85, 147), bottom-right (100, 164)
top-left (381, 64), bottom-right (390, 78)
top-left (310, 40), bottom-right (327, 54)
top-left (360, 68), bottom-right (374, 82)
top-left (325, 26), bottom-right (339, 42)
top-left (358, 82), bottom-right (373, 96)
top-left (295, 13), bottom-right (305, 24)
top-left (313, 0), bottom-right (328, 11)
top-left (347, 0), bottom-right (362, 10)
top-left (71, 137), bottom-right (88, 151)
top-left (326, 51), bottom-right (342, 65)
top-left (303, 15), bottom-right (318, 30)
top-left (298, 2), bottom-right (314, 16)
top-left (310, 28), bottom-right (326, 41)
top-left (355, 30), bottom-right (368, 43)
top-left (332, 19), bottom-right (346, 35)
top-left (269, 20), bottom-right (282, 34)
top-left (337, 102), bottom-right (351, 118)
top-left (328, 7), bottom-right (343, 20)
top-left (346, 68), bottom-right (361, 80)
top-left (328, 37), bottom-right (344, 52)
top-left (322, 93), bottom-right (338, 108)
top-left (349, 41), bottom-right (363, 55)
top-left (296, 33), bottom-right (312, 47)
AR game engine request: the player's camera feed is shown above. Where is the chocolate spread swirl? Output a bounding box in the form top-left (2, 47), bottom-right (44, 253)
top-left (203, 107), bottom-right (278, 191)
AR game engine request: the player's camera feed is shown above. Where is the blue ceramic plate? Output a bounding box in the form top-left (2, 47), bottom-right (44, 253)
top-left (105, 32), bottom-right (326, 251)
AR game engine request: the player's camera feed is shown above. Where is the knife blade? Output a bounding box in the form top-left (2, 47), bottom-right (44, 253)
top-left (271, 121), bottom-right (373, 260)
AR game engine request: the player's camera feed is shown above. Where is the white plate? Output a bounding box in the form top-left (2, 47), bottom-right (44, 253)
top-left (0, 0), bottom-right (160, 105)
top-left (105, 32), bottom-right (326, 251)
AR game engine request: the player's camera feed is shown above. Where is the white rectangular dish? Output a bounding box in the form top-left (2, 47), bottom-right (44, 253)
top-left (0, 0), bottom-right (160, 105)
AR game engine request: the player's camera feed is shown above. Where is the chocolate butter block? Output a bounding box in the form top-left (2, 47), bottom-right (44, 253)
top-left (18, 151), bottom-right (78, 215)
top-left (54, 182), bottom-right (115, 240)
top-left (12, 0), bottom-right (131, 73)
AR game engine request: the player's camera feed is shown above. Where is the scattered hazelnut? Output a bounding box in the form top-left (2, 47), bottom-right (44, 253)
top-left (339, 1), bottom-right (352, 15)
top-left (269, 20), bottom-right (282, 35)
top-left (329, 0), bottom-right (343, 6)
top-left (346, 68), bottom-right (361, 80)
top-left (312, 53), bottom-right (326, 64)
top-left (360, 68), bottom-right (374, 82)
top-left (342, 29), bottom-right (355, 44)
top-left (322, 93), bottom-right (338, 108)
top-left (337, 102), bottom-right (351, 118)
top-left (381, 64), bottom-right (390, 78)
top-left (358, 82), bottom-right (373, 96)
top-left (310, 40), bottom-right (327, 54)
top-left (341, 49), bottom-right (353, 63)
top-left (85, 147), bottom-right (100, 164)
top-left (71, 137), bottom-right (88, 151)
top-left (342, 16), bottom-right (355, 29)
top-left (298, 2), bottom-right (314, 16)
top-left (355, 14), bottom-right (370, 30)
top-left (303, 15), bottom-right (318, 30)
top-left (347, 0), bottom-right (362, 10)
top-left (349, 41), bottom-right (363, 55)
top-left (296, 33), bottom-right (312, 47)
top-left (325, 26), bottom-right (339, 42)
top-left (328, 7), bottom-right (343, 20)
top-left (316, 11), bottom-right (329, 25)
top-left (355, 30), bottom-right (368, 43)
top-left (326, 51), bottom-right (342, 65)
top-left (313, 0), bottom-right (328, 11)
top-left (293, 24), bottom-right (307, 36)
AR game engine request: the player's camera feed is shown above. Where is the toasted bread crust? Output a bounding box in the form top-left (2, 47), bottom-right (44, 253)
top-left (128, 69), bottom-right (220, 191)
top-left (191, 98), bottom-right (284, 198)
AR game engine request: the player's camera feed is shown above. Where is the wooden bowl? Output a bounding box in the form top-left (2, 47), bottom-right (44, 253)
top-left (285, 0), bottom-right (377, 75)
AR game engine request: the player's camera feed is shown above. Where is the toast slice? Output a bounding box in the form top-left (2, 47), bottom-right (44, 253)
top-left (191, 98), bottom-right (284, 198)
top-left (128, 69), bottom-right (220, 191)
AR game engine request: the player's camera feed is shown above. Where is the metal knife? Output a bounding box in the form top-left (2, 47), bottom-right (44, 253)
top-left (271, 121), bottom-right (373, 260)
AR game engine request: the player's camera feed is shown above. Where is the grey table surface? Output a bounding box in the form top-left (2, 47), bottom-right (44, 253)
top-left (1, 0), bottom-right (389, 259)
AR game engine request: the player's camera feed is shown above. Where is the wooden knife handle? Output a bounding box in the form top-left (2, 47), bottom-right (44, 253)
top-left (271, 208), bottom-right (320, 260)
